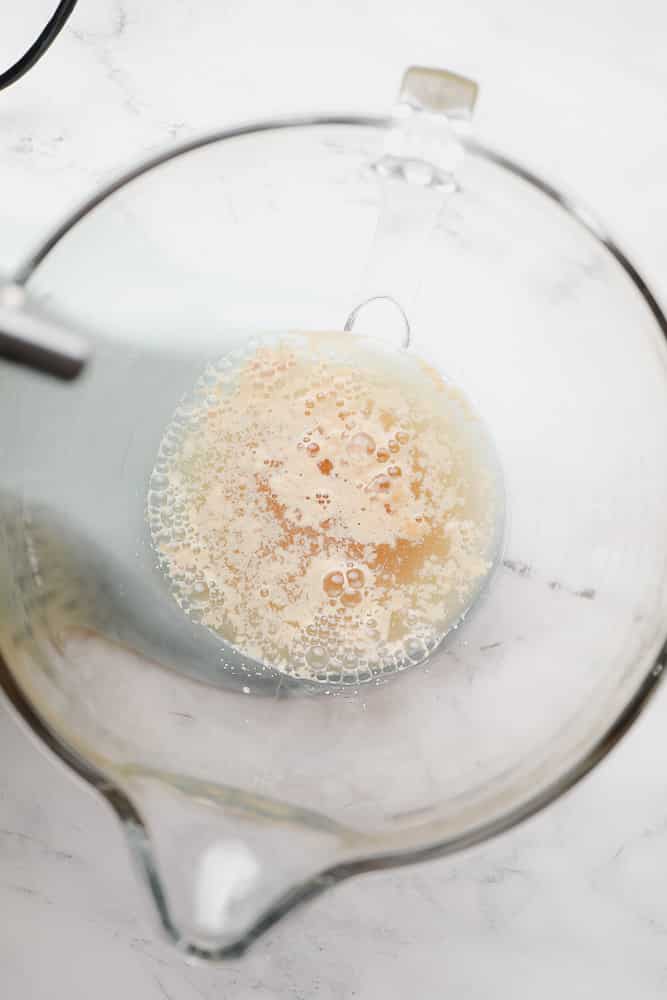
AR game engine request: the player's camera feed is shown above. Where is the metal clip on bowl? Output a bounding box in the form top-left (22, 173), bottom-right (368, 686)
top-left (0, 281), bottom-right (88, 380)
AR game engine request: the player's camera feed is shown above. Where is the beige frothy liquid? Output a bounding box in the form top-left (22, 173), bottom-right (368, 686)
top-left (147, 331), bottom-right (499, 681)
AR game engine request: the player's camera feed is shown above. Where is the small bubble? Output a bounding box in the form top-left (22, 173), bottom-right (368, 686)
top-left (387, 465), bottom-right (402, 477)
top-left (347, 432), bottom-right (376, 460)
top-left (323, 571), bottom-right (345, 596)
top-left (306, 441), bottom-right (320, 456)
top-left (341, 589), bottom-right (362, 607)
top-left (307, 645), bottom-right (328, 668)
top-left (346, 568), bottom-right (365, 589)
top-left (366, 473), bottom-right (391, 493)
top-left (388, 440), bottom-right (400, 453)
top-left (404, 637), bottom-right (425, 662)
top-left (396, 430), bottom-right (409, 444)
top-left (376, 448), bottom-right (389, 463)
top-left (191, 581), bottom-right (209, 602)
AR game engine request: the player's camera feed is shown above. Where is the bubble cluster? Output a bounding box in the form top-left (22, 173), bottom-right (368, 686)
top-left (147, 330), bottom-right (500, 683)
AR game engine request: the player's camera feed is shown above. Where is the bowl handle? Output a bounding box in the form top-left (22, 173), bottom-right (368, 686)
top-left (344, 65), bottom-right (478, 348)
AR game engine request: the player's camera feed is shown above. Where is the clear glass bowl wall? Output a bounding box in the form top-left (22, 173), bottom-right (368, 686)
top-left (1, 121), bottom-right (666, 951)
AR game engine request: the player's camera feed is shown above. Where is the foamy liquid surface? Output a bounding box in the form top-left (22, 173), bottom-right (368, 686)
top-left (147, 331), bottom-right (500, 682)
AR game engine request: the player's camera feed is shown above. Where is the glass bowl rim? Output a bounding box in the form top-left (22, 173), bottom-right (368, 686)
top-left (2, 112), bottom-right (667, 960)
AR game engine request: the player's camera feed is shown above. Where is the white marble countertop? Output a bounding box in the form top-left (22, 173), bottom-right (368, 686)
top-left (2, 1), bottom-right (667, 996)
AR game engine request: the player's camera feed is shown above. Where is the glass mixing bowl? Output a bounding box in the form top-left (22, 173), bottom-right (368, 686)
top-left (1, 68), bottom-right (666, 959)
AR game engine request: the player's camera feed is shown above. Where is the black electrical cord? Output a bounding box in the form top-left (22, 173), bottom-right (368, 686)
top-left (0, 0), bottom-right (80, 92)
